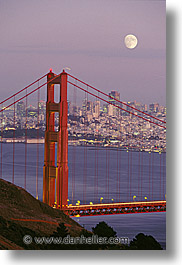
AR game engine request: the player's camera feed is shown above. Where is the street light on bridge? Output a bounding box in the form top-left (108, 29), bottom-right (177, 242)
top-left (100, 197), bottom-right (103, 203)
top-left (76, 200), bottom-right (80, 206)
top-left (66, 199), bottom-right (69, 207)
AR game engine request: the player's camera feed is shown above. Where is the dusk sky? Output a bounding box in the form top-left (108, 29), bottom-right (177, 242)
top-left (0, 0), bottom-right (166, 105)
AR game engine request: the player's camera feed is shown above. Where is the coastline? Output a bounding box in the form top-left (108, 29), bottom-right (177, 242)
top-left (1, 138), bottom-right (166, 153)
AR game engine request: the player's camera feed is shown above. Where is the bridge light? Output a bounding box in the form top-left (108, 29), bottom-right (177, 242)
top-left (100, 197), bottom-right (103, 203)
top-left (90, 202), bottom-right (93, 205)
top-left (111, 198), bottom-right (114, 202)
top-left (49, 68), bottom-right (52, 72)
top-left (133, 195), bottom-right (136, 201)
top-left (76, 200), bottom-right (80, 206)
top-left (144, 197), bottom-right (148, 200)
top-left (75, 214), bottom-right (80, 217)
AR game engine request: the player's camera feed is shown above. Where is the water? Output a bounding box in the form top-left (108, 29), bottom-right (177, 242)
top-left (0, 143), bottom-right (166, 249)
top-left (73, 212), bottom-right (166, 249)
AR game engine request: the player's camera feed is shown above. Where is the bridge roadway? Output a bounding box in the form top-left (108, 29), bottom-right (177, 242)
top-left (65, 200), bottom-right (166, 217)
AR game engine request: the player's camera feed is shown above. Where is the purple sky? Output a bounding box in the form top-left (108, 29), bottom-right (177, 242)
top-left (0, 0), bottom-right (166, 105)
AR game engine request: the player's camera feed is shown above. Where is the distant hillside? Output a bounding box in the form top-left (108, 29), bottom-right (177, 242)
top-left (0, 179), bottom-right (84, 249)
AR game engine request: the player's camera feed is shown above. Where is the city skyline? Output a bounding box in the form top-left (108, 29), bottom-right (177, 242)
top-left (5, 95), bottom-right (166, 114)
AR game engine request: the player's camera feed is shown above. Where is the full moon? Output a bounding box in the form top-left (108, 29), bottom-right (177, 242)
top-left (124, 34), bottom-right (138, 49)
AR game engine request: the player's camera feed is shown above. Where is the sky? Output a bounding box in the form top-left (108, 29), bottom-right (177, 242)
top-left (0, 0), bottom-right (166, 105)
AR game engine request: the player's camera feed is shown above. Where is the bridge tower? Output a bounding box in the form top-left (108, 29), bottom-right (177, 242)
top-left (43, 70), bottom-right (68, 209)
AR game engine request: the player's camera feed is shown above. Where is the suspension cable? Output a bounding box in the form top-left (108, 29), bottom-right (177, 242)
top-left (36, 82), bottom-right (40, 200)
top-left (24, 88), bottom-right (27, 190)
top-left (67, 81), bottom-right (166, 129)
top-left (0, 73), bottom-right (62, 113)
top-left (67, 73), bottom-right (166, 124)
top-left (12, 96), bottom-right (15, 184)
top-left (0, 74), bottom-right (47, 105)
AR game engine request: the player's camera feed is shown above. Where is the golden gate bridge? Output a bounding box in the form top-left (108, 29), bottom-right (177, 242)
top-left (0, 69), bottom-right (166, 216)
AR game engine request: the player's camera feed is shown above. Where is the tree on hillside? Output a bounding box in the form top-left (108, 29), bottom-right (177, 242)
top-left (79, 229), bottom-right (93, 238)
top-left (92, 221), bottom-right (117, 238)
top-left (129, 233), bottom-right (163, 250)
top-left (52, 222), bottom-right (69, 238)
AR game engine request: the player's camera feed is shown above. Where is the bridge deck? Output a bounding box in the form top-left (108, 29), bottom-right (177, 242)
top-left (65, 200), bottom-right (166, 217)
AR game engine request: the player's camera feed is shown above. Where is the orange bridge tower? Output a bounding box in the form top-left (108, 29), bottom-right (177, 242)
top-left (43, 70), bottom-right (68, 209)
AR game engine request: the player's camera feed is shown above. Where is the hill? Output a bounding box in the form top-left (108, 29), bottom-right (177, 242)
top-left (0, 179), bottom-right (84, 249)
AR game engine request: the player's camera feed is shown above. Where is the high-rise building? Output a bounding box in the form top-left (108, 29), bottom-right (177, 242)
top-left (82, 99), bottom-right (93, 116)
top-left (108, 91), bottom-right (120, 116)
top-left (93, 100), bottom-right (100, 118)
top-left (102, 104), bottom-right (108, 113)
top-left (127, 101), bottom-right (136, 111)
top-left (17, 101), bottom-right (25, 118)
top-left (149, 103), bottom-right (159, 112)
top-left (109, 91), bottom-right (120, 103)
top-left (38, 100), bottom-right (46, 114)
top-left (142, 104), bottom-right (148, 112)
top-left (133, 102), bottom-right (147, 112)
top-left (107, 104), bottom-right (113, 116)
top-left (87, 101), bottom-right (93, 113)
top-left (27, 105), bottom-right (37, 117)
